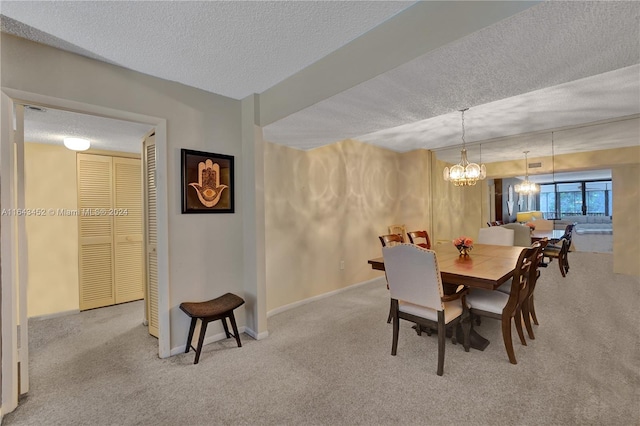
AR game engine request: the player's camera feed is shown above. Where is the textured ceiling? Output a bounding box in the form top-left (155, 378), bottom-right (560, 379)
top-left (2, 1), bottom-right (639, 160)
top-left (264, 1), bottom-right (640, 160)
top-left (0, 1), bottom-right (414, 99)
top-left (22, 107), bottom-right (153, 153)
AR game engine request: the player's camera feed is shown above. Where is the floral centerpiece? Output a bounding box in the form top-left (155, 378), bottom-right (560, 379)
top-left (525, 222), bottom-right (536, 234)
top-left (453, 236), bottom-right (473, 256)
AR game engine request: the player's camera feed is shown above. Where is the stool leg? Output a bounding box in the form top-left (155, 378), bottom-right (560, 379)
top-left (185, 317), bottom-right (197, 354)
top-left (221, 316), bottom-right (231, 338)
top-left (228, 312), bottom-right (242, 348)
top-left (193, 319), bottom-right (209, 364)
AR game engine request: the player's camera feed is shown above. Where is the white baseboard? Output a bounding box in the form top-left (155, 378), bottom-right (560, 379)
top-left (29, 309), bottom-right (80, 321)
top-left (267, 276), bottom-right (385, 318)
top-left (244, 326), bottom-right (269, 340)
top-left (169, 325), bottom-right (247, 357)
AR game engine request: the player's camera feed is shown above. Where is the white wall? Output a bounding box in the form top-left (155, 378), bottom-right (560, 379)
top-left (1, 34), bottom-right (246, 351)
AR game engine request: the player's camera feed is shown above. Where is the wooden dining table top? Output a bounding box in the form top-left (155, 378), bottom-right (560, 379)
top-left (368, 243), bottom-right (525, 291)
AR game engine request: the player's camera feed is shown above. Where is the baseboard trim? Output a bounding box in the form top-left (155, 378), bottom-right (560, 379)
top-left (244, 327), bottom-right (269, 340)
top-left (169, 325), bottom-right (247, 357)
top-left (29, 309), bottom-right (80, 321)
top-left (267, 276), bottom-right (385, 318)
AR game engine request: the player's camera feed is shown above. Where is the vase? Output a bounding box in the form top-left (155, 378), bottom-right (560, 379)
top-left (458, 247), bottom-right (470, 256)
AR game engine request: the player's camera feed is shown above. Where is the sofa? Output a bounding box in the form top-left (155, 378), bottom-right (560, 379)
top-left (554, 215), bottom-right (612, 234)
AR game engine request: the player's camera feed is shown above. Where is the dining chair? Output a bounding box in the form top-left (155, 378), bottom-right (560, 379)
top-left (501, 223), bottom-right (531, 247)
top-left (543, 237), bottom-right (570, 277)
top-left (477, 227), bottom-right (515, 246)
top-left (382, 243), bottom-right (470, 376)
top-left (388, 224), bottom-right (407, 242)
top-left (379, 233), bottom-right (404, 247)
top-left (407, 230), bottom-right (431, 249)
top-left (379, 233), bottom-right (405, 324)
top-left (497, 241), bottom-right (546, 339)
top-left (466, 245), bottom-right (537, 364)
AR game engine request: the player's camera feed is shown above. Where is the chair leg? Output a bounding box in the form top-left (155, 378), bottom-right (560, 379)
top-left (193, 319), bottom-right (209, 365)
top-left (502, 317), bottom-right (517, 365)
top-left (514, 310), bottom-right (527, 346)
top-left (228, 312), bottom-right (242, 348)
top-left (387, 299), bottom-right (392, 324)
top-left (436, 311), bottom-right (445, 376)
top-left (221, 315), bottom-right (231, 338)
top-left (391, 300), bottom-right (399, 356)
top-left (185, 317), bottom-right (197, 353)
top-left (461, 312), bottom-right (471, 353)
top-left (558, 257), bottom-right (566, 277)
top-left (522, 302), bottom-right (535, 340)
top-left (530, 296), bottom-right (539, 325)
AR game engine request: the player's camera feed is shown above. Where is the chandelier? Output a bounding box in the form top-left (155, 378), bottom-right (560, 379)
top-left (443, 108), bottom-right (486, 186)
top-left (514, 151), bottom-right (539, 194)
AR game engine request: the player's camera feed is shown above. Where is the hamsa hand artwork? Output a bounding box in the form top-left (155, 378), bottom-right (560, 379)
top-left (189, 159), bottom-right (228, 207)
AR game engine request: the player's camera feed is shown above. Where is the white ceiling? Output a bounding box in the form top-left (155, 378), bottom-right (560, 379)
top-left (1, 1), bottom-right (639, 161)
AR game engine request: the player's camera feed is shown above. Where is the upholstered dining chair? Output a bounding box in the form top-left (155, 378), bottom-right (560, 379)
top-left (466, 245), bottom-right (538, 364)
top-left (407, 230), bottom-right (431, 249)
top-left (382, 244), bottom-right (470, 376)
top-left (501, 223), bottom-right (531, 247)
top-left (477, 227), bottom-right (515, 246)
top-left (379, 233), bottom-right (405, 324)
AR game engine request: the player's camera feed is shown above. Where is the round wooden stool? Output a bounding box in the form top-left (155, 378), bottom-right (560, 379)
top-left (179, 293), bottom-right (245, 364)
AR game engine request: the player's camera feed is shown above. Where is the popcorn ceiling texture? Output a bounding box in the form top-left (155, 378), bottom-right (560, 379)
top-left (3, 1), bottom-right (639, 158)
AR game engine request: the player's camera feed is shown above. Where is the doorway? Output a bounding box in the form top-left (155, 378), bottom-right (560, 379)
top-left (1, 89), bottom-right (171, 415)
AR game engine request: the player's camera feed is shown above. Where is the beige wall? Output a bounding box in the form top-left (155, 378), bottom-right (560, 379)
top-left (431, 156), bottom-right (486, 245)
top-left (2, 34), bottom-right (245, 350)
top-left (612, 164), bottom-right (640, 276)
top-left (23, 143), bottom-right (79, 317)
top-left (264, 139), bottom-right (431, 312)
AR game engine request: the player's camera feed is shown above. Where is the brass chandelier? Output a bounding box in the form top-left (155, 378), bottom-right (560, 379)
top-left (443, 108), bottom-right (486, 186)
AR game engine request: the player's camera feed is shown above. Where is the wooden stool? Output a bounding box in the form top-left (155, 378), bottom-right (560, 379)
top-left (179, 293), bottom-right (245, 364)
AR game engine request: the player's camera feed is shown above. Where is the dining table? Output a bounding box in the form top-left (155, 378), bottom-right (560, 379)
top-left (530, 229), bottom-right (565, 242)
top-left (368, 242), bottom-right (526, 350)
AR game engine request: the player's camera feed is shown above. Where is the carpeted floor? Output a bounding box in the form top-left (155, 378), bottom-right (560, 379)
top-left (3, 251), bottom-right (639, 425)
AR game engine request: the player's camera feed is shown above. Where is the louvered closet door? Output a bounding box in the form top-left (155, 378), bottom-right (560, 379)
top-left (113, 157), bottom-right (144, 304)
top-left (78, 154), bottom-right (115, 310)
top-left (144, 134), bottom-right (159, 338)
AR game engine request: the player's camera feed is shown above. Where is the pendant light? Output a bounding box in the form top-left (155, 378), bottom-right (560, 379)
top-left (514, 151), bottom-right (539, 194)
top-left (443, 108), bottom-right (486, 186)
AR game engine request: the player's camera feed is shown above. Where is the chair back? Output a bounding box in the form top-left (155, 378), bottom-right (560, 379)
top-left (504, 245), bottom-right (537, 313)
top-left (478, 227), bottom-right (515, 246)
top-left (379, 234), bottom-right (404, 247)
top-left (388, 224), bottom-right (406, 241)
top-left (407, 230), bottom-right (431, 249)
top-left (501, 223), bottom-right (531, 247)
top-left (382, 244), bottom-right (443, 311)
top-left (521, 241), bottom-right (545, 298)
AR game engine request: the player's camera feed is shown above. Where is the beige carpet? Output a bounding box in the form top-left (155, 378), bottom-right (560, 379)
top-left (4, 251), bottom-right (639, 425)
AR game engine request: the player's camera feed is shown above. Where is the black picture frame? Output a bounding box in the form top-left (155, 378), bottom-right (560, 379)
top-left (181, 148), bottom-right (234, 213)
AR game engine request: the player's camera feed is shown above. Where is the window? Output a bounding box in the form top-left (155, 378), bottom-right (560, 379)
top-left (537, 180), bottom-right (612, 218)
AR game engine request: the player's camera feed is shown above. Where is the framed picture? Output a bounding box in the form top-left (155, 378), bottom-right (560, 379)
top-left (181, 149), bottom-right (234, 213)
